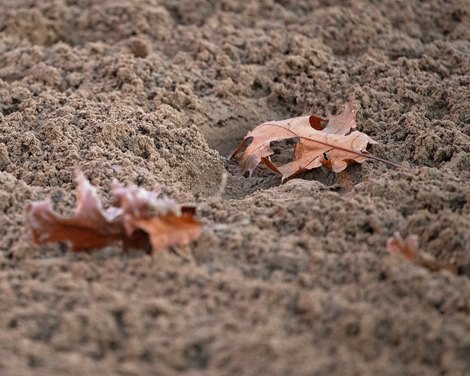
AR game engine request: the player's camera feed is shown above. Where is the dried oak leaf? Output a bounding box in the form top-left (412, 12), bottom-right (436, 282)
top-left (230, 95), bottom-right (398, 180)
top-left (27, 171), bottom-right (201, 252)
top-left (386, 232), bottom-right (457, 273)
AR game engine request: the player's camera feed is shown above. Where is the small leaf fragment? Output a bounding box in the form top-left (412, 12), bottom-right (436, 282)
top-left (386, 232), bottom-right (457, 273)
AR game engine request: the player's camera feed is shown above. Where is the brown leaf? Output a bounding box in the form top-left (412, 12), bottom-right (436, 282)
top-left (386, 232), bottom-right (457, 273)
top-left (230, 95), bottom-right (399, 180)
top-left (27, 171), bottom-right (201, 253)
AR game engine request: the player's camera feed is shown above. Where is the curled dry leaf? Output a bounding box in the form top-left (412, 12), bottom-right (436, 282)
top-left (27, 171), bottom-right (201, 253)
top-left (386, 232), bottom-right (457, 273)
top-left (229, 94), bottom-right (400, 181)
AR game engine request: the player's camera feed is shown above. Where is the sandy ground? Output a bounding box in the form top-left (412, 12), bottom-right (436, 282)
top-left (0, 0), bottom-right (469, 375)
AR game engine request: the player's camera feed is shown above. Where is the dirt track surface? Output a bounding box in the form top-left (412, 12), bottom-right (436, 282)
top-left (1, 1), bottom-right (470, 375)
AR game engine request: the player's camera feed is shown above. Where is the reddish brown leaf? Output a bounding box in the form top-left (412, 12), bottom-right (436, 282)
top-left (27, 171), bottom-right (201, 253)
top-left (386, 232), bottom-right (457, 273)
top-left (230, 95), bottom-right (399, 180)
